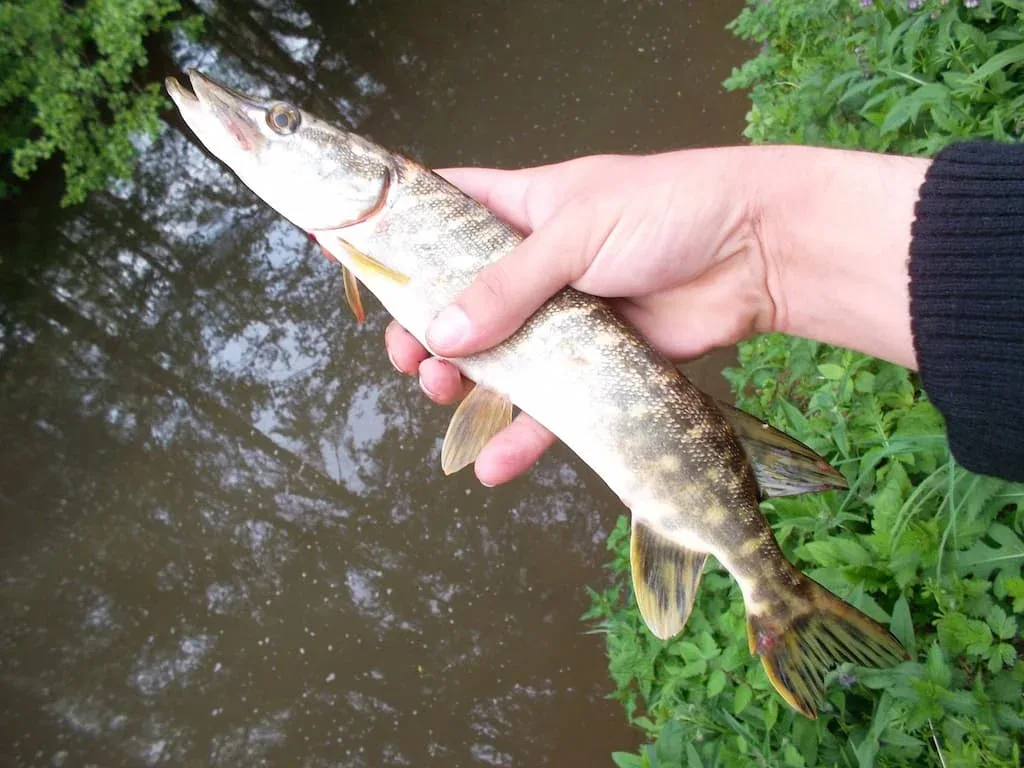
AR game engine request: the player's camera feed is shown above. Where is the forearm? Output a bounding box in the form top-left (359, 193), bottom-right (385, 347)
top-left (750, 146), bottom-right (930, 369)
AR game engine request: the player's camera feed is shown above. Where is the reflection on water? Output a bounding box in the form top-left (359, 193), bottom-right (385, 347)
top-left (1, 0), bottom-right (749, 764)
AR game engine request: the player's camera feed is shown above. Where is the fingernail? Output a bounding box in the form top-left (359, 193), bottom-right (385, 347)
top-left (386, 347), bottom-right (403, 373)
top-left (427, 305), bottom-right (471, 352)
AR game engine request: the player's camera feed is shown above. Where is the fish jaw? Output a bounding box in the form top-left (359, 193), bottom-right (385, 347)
top-left (166, 70), bottom-right (390, 235)
top-left (166, 70), bottom-right (268, 165)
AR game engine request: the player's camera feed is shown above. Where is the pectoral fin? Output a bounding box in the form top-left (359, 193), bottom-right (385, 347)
top-left (630, 520), bottom-right (707, 640)
top-left (716, 401), bottom-right (847, 498)
top-left (441, 385), bottom-right (513, 475)
top-left (341, 266), bottom-right (366, 324)
top-left (339, 240), bottom-right (411, 285)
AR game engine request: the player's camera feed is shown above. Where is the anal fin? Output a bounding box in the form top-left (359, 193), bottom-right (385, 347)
top-left (630, 519), bottom-right (708, 640)
top-left (716, 401), bottom-right (847, 498)
top-left (441, 385), bottom-right (513, 475)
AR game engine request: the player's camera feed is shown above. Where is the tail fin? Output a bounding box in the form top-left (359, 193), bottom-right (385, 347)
top-left (747, 577), bottom-right (908, 718)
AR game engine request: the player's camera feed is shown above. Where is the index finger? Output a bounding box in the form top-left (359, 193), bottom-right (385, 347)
top-left (437, 167), bottom-right (542, 234)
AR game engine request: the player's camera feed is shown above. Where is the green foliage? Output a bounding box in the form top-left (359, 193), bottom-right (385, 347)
top-left (0, 0), bottom-right (200, 205)
top-left (724, 0), bottom-right (1024, 151)
top-left (587, 5), bottom-right (1024, 764)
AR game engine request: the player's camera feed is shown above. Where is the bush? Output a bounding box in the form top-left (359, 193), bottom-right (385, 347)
top-left (0, 0), bottom-right (199, 205)
top-left (585, 2), bottom-right (1024, 766)
top-left (725, 0), bottom-right (1024, 151)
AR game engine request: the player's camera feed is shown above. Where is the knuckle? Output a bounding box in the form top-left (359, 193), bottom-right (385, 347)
top-left (476, 262), bottom-right (511, 308)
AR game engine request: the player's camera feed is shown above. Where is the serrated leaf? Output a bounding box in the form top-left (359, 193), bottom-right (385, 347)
top-left (1005, 576), bottom-right (1024, 613)
top-left (880, 82), bottom-right (951, 133)
top-left (937, 612), bottom-right (992, 656)
top-left (956, 523), bottom-right (1024, 580)
top-left (799, 537), bottom-right (874, 568)
top-left (880, 730), bottom-right (923, 750)
top-left (925, 642), bottom-right (952, 687)
top-left (987, 605), bottom-right (1018, 640)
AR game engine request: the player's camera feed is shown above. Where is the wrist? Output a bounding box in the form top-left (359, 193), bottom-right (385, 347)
top-left (751, 146), bottom-right (929, 368)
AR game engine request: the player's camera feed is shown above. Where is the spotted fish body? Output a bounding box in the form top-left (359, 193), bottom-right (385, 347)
top-left (303, 158), bottom-right (783, 614)
top-left (167, 71), bottom-right (907, 718)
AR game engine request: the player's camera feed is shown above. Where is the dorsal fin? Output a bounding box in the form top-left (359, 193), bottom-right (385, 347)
top-left (716, 401), bottom-right (847, 499)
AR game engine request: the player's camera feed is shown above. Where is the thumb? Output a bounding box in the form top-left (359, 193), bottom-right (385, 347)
top-left (425, 200), bottom-right (607, 357)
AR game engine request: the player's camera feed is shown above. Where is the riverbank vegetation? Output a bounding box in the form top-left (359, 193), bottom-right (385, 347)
top-left (586, 2), bottom-right (1024, 766)
top-left (0, 0), bottom-right (202, 205)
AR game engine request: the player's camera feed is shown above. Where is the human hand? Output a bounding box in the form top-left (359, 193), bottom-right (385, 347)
top-left (385, 149), bottom-right (776, 485)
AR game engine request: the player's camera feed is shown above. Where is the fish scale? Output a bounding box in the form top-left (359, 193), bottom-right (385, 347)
top-left (167, 69), bottom-right (908, 718)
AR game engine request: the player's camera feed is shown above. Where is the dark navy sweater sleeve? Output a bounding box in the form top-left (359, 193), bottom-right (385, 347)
top-left (908, 141), bottom-right (1024, 481)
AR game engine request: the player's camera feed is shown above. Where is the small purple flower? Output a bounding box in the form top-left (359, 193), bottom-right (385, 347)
top-left (964, 0), bottom-right (979, 7)
top-left (908, 0), bottom-right (922, 9)
top-left (838, 671), bottom-right (858, 688)
top-left (860, 0), bottom-right (873, 7)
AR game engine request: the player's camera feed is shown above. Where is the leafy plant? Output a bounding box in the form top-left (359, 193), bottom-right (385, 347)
top-left (724, 0), bottom-right (1024, 151)
top-left (0, 0), bottom-right (201, 205)
top-left (587, 2), bottom-right (1024, 765)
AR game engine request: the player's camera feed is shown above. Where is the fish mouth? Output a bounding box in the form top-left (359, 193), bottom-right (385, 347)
top-left (166, 70), bottom-right (267, 154)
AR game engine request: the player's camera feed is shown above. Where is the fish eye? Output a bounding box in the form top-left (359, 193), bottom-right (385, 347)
top-left (266, 103), bottom-right (300, 135)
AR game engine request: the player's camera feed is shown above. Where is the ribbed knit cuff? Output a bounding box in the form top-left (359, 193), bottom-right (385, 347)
top-left (909, 141), bottom-right (1024, 481)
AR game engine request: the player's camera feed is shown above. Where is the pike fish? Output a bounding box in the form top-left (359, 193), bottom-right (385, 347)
top-left (167, 70), bottom-right (907, 717)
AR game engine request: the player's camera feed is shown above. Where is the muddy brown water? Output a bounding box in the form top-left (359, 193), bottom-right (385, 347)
top-left (1, 0), bottom-right (749, 764)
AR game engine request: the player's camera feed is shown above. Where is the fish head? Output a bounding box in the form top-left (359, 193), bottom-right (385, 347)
top-left (166, 70), bottom-right (390, 232)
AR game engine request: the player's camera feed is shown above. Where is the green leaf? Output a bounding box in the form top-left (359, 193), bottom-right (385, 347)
top-left (925, 642), bottom-right (952, 687)
top-left (965, 42), bottom-right (1024, 84)
top-left (854, 370), bottom-right (875, 394)
top-left (655, 721), bottom-right (684, 766)
top-left (613, 752), bottom-right (644, 768)
top-left (890, 595), bottom-right (916, 655)
top-left (1005, 576), bottom-right (1024, 612)
top-left (987, 605), bottom-right (1018, 640)
top-left (957, 523), bottom-right (1024, 580)
top-left (879, 82), bottom-right (951, 134)
top-left (817, 363), bottom-right (845, 381)
top-left (937, 612), bottom-right (993, 656)
top-left (707, 668), bottom-right (727, 698)
top-left (733, 683), bottom-right (752, 715)
top-left (799, 537), bottom-right (874, 568)
top-left (782, 743), bottom-right (805, 767)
